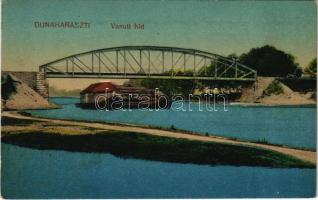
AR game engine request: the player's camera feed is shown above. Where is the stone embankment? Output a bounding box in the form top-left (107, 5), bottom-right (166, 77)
top-left (1, 73), bottom-right (57, 110)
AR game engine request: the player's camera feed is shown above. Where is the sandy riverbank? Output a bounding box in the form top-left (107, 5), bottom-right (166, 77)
top-left (2, 73), bottom-right (58, 110)
top-left (2, 111), bottom-right (316, 165)
top-left (239, 77), bottom-right (316, 106)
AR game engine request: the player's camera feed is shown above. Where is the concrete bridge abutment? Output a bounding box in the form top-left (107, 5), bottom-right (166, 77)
top-left (3, 71), bottom-right (49, 99)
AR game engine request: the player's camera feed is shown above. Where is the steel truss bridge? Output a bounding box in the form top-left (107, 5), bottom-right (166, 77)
top-left (40, 46), bottom-right (257, 81)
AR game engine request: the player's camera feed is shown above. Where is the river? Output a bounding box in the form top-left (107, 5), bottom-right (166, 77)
top-left (29, 97), bottom-right (316, 149)
top-left (2, 144), bottom-right (316, 198)
top-left (2, 97), bottom-right (316, 198)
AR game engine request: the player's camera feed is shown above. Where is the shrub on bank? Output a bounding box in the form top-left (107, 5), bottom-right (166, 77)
top-left (263, 80), bottom-right (284, 95)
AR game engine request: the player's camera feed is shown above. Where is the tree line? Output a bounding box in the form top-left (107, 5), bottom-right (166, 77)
top-left (238, 45), bottom-right (316, 78)
top-left (202, 45), bottom-right (316, 78)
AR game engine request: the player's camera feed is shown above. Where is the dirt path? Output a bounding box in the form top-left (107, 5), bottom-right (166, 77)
top-left (2, 111), bottom-right (316, 164)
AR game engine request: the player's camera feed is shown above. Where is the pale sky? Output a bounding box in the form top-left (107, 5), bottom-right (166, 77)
top-left (1, 0), bottom-right (317, 89)
top-left (2, 0), bottom-right (317, 70)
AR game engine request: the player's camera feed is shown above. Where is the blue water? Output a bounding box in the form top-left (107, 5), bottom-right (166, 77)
top-left (28, 97), bottom-right (316, 149)
top-left (1, 144), bottom-right (316, 198)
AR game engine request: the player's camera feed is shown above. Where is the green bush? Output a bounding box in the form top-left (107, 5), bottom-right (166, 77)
top-left (1, 74), bottom-right (17, 100)
top-left (263, 80), bottom-right (284, 95)
top-left (305, 58), bottom-right (317, 78)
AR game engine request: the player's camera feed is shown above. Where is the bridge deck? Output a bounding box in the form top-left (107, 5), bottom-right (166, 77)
top-left (45, 72), bottom-right (255, 81)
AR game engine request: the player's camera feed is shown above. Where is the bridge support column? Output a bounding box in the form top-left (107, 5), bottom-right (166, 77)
top-left (35, 72), bottom-right (49, 99)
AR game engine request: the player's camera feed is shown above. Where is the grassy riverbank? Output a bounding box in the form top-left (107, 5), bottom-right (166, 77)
top-left (1, 116), bottom-right (315, 168)
top-left (15, 111), bottom-right (316, 152)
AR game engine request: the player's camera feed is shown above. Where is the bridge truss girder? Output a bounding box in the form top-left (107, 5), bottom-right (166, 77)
top-left (39, 46), bottom-right (257, 81)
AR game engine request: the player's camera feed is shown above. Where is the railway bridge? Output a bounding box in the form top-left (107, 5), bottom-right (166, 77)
top-left (40, 46), bottom-right (257, 81)
top-left (35, 46), bottom-right (257, 98)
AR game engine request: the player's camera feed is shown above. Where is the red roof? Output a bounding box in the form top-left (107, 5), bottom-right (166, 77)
top-left (81, 82), bottom-right (117, 94)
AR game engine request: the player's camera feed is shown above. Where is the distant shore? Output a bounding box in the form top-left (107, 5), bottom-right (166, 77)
top-left (230, 102), bottom-right (316, 107)
top-left (1, 111), bottom-right (316, 168)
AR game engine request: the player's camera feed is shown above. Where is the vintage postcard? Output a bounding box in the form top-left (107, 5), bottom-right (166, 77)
top-left (1, 0), bottom-right (317, 198)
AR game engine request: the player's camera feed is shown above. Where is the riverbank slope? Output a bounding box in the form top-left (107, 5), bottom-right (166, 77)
top-left (1, 73), bottom-right (58, 110)
top-left (240, 77), bottom-right (316, 105)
